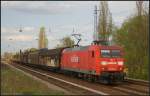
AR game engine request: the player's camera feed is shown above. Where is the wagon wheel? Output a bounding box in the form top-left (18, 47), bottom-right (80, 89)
top-left (87, 75), bottom-right (94, 82)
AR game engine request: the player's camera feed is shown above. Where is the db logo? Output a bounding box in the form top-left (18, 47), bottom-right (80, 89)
top-left (71, 56), bottom-right (79, 62)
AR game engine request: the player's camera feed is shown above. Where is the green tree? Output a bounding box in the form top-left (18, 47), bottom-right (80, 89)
top-left (114, 1), bottom-right (149, 80)
top-left (29, 48), bottom-right (38, 52)
top-left (55, 36), bottom-right (74, 48)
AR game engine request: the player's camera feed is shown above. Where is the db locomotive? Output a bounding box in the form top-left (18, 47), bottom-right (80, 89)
top-left (13, 44), bottom-right (125, 84)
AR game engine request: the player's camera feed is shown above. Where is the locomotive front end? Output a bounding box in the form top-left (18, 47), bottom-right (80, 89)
top-left (99, 46), bottom-right (125, 83)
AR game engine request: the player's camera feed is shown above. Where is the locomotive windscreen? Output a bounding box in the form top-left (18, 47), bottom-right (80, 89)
top-left (111, 50), bottom-right (121, 57)
top-left (101, 49), bottom-right (121, 58)
top-left (101, 50), bottom-right (110, 57)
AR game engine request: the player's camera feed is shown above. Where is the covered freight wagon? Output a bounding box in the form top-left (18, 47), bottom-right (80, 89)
top-left (25, 48), bottom-right (64, 70)
top-left (38, 48), bottom-right (64, 68)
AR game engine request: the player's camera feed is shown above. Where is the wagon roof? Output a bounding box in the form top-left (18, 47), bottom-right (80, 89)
top-left (39, 48), bottom-right (64, 56)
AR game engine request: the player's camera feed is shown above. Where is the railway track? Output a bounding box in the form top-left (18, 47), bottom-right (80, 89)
top-left (4, 61), bottom-right (149, 95)
top-left (125, 78), bottom-right (149, 86)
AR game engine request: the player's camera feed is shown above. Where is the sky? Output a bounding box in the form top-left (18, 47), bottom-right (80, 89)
top-left (1, 1), bottom-right (148, 55)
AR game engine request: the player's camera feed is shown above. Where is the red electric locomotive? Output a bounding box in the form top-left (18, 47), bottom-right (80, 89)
top-left (61, 44), bottom-right (125, 83)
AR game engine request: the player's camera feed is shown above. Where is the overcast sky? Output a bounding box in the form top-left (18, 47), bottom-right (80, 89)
top-left (1, 1), bottom-right (149, 55)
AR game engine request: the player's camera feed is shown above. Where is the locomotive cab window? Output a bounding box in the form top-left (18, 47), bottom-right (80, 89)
top-left (101, 49), bottom-right (121, 58)
top-left (101, 50), bottom-right (110, 57)
top-left (112, 50), bottom-right (121, 57)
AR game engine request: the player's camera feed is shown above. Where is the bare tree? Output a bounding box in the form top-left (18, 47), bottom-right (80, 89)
top-left (97, 1), bottom-right (112, 42)
top-left (136, 1), bottom-right (144, 16)
top-left (108, 12), bottom-right (112, 40)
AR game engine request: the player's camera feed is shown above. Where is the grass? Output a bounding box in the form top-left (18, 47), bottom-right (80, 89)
top-left (1, 64), bottom-right (65, 95)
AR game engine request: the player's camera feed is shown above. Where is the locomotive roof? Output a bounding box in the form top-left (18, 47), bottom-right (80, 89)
top-left (39, 47), bottom-right (64, 56)
top-left (21, 45), bottom-right (122, 55)
top-left (99, 45), bottom-right (123, 50)
top-left (64, 45), bottom-right (89, 51)
top-left (63, 45), bottom-right (122, 52)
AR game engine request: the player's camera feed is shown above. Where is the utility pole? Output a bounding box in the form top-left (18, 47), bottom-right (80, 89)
top-left (93, 5), bottom-right (102, 45)
top-left (94, 5), bottom-right (100, 41)
top-left (94, 5), bottom-right (97, 41)
top-left (93, 2), bottom-right (112, 46)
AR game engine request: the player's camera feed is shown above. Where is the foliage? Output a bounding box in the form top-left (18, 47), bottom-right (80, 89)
top-left (29, 48), bottom-right (38, 52)
top-left (56, 36), bottom-right (74, 48)
top-left (114, 4), bottom-right (149, 80)
top-left (97, 1), bottom-right (113, 41)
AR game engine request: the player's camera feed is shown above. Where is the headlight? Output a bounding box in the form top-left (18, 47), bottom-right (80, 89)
top-left (118, 61), bottom-right (124, 65)
top-left (101, 61), bottom-right (107, 65)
